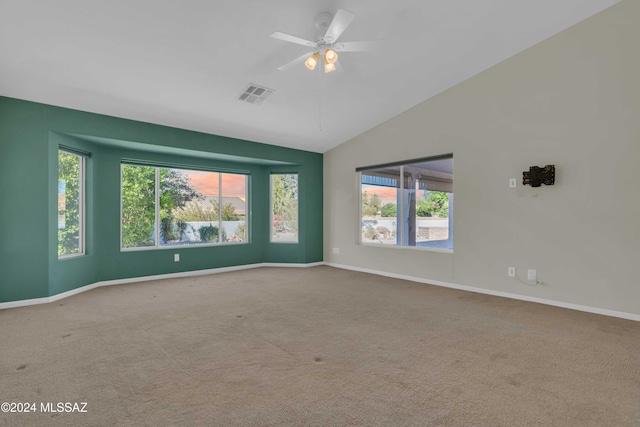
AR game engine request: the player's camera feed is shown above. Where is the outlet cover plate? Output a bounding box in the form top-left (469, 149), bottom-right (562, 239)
top-left (527, 269), bottom-right (536, 281)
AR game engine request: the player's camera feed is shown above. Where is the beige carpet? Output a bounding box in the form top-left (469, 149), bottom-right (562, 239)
top-left (1, 266), bottom-right (639, 426)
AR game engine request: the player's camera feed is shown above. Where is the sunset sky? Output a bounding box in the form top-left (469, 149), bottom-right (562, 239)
top-left (362, 185), bottom-right (428, 204)
top-left (181, 170), bottom-right (246, 199)
top-left (362, 184), bottom-right (397, 204)
top-left (182, 173), bottom-right (423, 203)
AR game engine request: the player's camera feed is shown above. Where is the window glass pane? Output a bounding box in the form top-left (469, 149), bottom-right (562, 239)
top-left (271, 174), bottom-right (298, 242)
top-left (121, 165), bottom-right (250, 249)
top-left (121, 165), bottom-right (156, 248)
top-left (404, 159), bottom-right (453, 249)
top-left (170, 170), bottom-right (220, 245)
top-left (221, 173), bottom-right (247, 243)
top-left (58, 151), bottom-right (83, 256)
top-left (361, 166), bottom-right (400, 245)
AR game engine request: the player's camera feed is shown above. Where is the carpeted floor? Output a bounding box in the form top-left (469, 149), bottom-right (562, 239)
top-left (1, 266), bottom-right (639, 426)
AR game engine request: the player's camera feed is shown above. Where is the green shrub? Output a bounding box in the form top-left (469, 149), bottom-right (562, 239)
top-left (198, 224), bottom-right (219, 243)
top-left (418, 191), bottom-right (449, 217)
top-left (381, 203), bottom-right (397, 217)
top-left (416, 200), bottom-right (434, 217)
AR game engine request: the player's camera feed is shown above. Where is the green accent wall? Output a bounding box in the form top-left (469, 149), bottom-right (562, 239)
top-left (0, 96), bottom-right (323, 303)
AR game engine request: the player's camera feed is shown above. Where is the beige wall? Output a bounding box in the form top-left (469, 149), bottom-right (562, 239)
top-left (323, 0), bottom-right (640, 316)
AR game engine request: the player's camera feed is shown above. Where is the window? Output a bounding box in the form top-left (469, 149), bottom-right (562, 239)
top-left (121, 164), bottom-right (248, 249)
top-left (121, 165), bottom-right (156, 248)
top-left (58, 150), bottom-right (85, 257)
top-left (358, 155), bottom-right (453, 250)
top-left (270, 173), bottom-right (298, 243)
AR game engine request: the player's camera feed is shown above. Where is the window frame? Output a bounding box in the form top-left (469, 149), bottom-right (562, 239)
top-left (357, 154), bottom-right (453, 252)
top-left (57, 149), bottom-right (86, 259)
top-left (120, 163), bottom-right (250, 251)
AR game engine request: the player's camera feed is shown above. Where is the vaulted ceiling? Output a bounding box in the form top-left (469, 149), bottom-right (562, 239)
top-left (0, 0), bottom-right (621, 153)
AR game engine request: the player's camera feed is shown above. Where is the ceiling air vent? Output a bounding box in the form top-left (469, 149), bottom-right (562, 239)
top-left (238, 84), bottom-right (274, 105)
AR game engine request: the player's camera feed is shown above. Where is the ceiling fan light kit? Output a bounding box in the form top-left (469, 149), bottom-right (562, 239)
top-left (304, 49), bottom-right (339, 73)
top-left (305, 52), bottom-right (320, 70)
top-left (324, 62), bottom-right (336, 73)
top-left (271, 9), bottom-right (373, 74)
top-left (324, 49), bottom-right (338, 64)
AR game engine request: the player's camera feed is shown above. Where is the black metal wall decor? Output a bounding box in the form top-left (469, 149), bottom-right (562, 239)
top-left (523, 165), bottom-right (555, 187)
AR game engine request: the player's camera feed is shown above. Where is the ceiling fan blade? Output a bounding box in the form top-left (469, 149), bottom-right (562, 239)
top-left (324, 9), bottom-right (355, 43)
top-left (334, 40), bottom-right (376, 52)
top-left (277, 52), bottom-right (313, 71)
top-left (270, 32), bottom-right (317, 48)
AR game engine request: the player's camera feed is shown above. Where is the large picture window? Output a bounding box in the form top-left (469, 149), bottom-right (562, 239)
top-left (358, 155), bottom-right (453, 250)
top-left (58, 149), bottom-right (86, 258)
top-left (270, 173), bottom-right (298, 243)
top-left (121, 164), bottom-right (248, 249)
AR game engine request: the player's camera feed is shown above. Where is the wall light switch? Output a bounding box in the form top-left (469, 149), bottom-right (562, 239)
top-left (508, 267), bottom-right (516, 277)
top-left (332, 248), bottom-right (339, 254)
top-left (509, 178), bottom-right (517, 188)
top-left (174, 254), bottom-right (180, 262)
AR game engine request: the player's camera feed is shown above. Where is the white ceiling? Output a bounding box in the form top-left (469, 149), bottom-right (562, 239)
top-left (0, 0), bottom-right (621, 153)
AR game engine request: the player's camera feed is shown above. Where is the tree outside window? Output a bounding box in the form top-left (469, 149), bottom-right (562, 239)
top-left (58, 150), bottom-right (84, 257)
top-left (271, 174), bottom-right (298, 242)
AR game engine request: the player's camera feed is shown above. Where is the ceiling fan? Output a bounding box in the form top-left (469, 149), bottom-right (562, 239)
top-left (271, 9), bottom-right (374, 73)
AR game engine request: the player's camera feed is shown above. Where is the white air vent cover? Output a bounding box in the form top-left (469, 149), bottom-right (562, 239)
top-left (238, 84), bottom-right (274, 105)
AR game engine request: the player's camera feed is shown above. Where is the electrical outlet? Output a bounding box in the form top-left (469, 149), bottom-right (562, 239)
top-left (508, 267), bottom-right (516, 277)
top-left (174, 254), bottom-right (180, 262)
top-left (509, 178), bottom-right (517, 188)
top-left (332, 247), bottom-right (339, 254)
top-left (527, 269), bottom-right (536, 281)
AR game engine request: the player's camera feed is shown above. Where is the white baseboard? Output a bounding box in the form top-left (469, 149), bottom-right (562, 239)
top-left (325, 262), bottom-right (640, 322)
top-left (0, 262), bottom-right (321, 310)
top-left (5, 261), bottom-right (638, 322)
top-left (264, 262), bottom-right (324, 268)
top-left (0, 296), bottom-right (52, 310)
